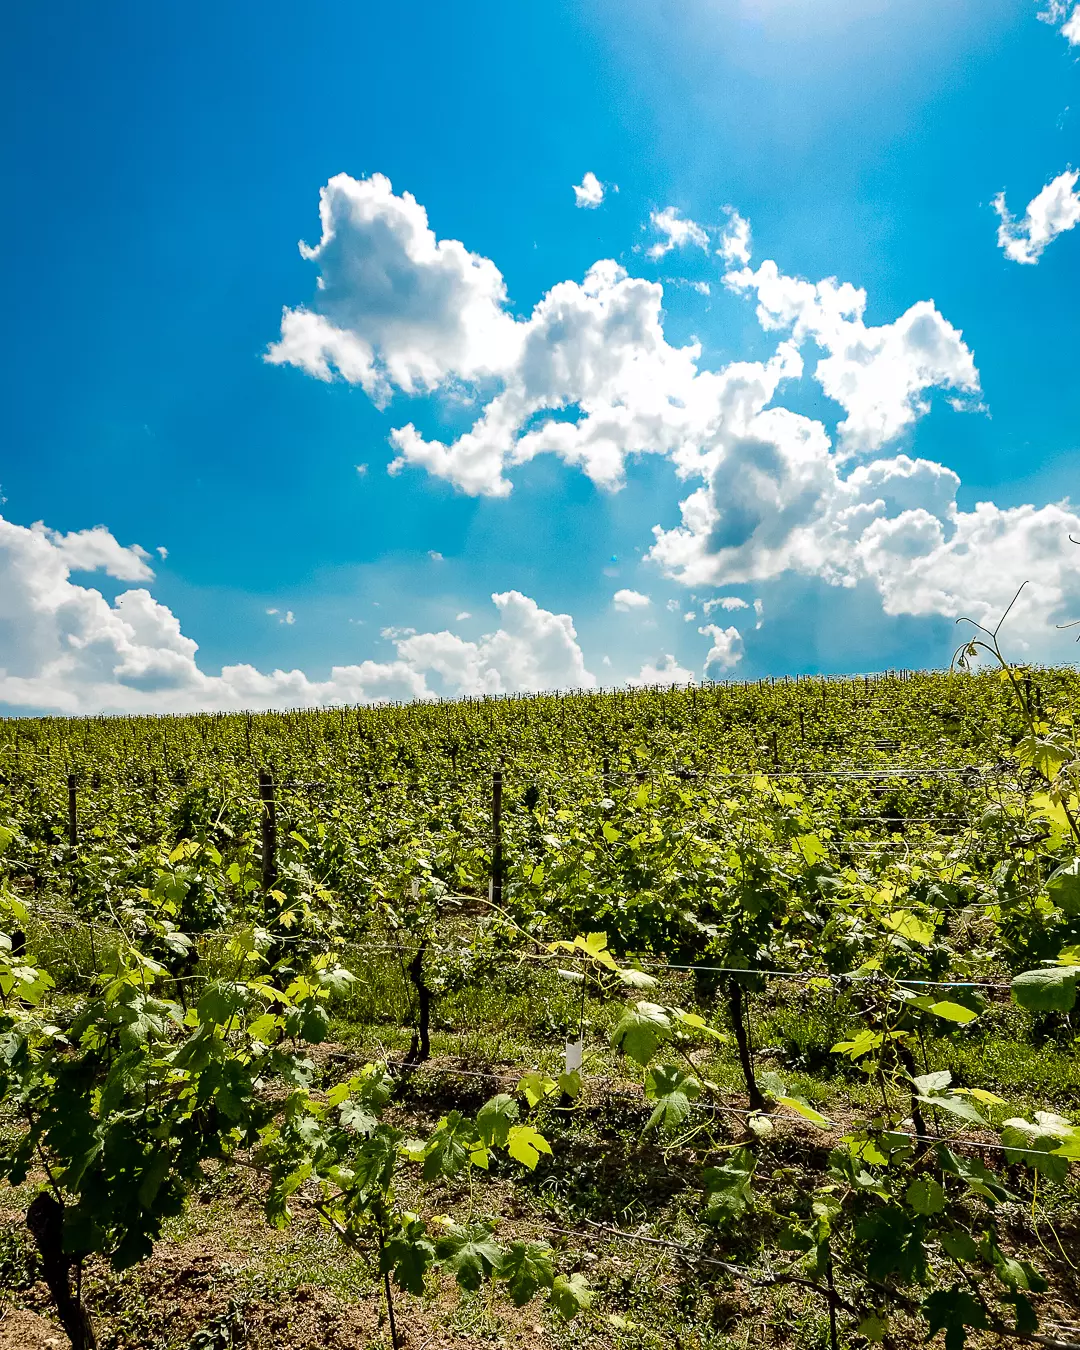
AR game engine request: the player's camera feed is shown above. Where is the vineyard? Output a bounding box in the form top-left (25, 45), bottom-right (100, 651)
top-left (2, 654), bottom-right (1080, 1350)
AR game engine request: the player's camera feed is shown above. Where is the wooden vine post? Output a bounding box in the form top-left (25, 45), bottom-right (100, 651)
top-left (259, 768), bottom-right (277, 892)
top-left (66, 774), bottom-right (78, 847)
top-left (491, 766), bottom-right (503, 906)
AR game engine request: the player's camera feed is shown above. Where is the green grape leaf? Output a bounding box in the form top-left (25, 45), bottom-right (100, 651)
top-left (549, 932), bottom-right (617, 970)
top-left (937, 1146), bottom-right (1014, 1205)
top-left (423, 1112), bottom-right (481, 1182)
top-left (856, 1206), bottom-right (926, 1283)
top-left (793, 833), bottom-right (828, 865)
top-left (617, 967), bottom-right (659, 989)
top-left (196, 982), bottom-right (244, 1028)
top-left (912, 1070), bottom-right (953, 1094)
top-left (1046, 857), bottom-right (1080, 914)
top-left (915, 1092), bottom-right (987, 1126)
top-left (926, 1001), bottom-right (979, 1025)
top-left (339, 1099), bottom-right (380, 1137)
top-left (1017, 731), bottom-right (1071, 782)
top-left (857, 1315), bottom-right (887, 1343)
top-left (883, 911), bottom-right (935, 944)
top-left (382, 1218), bottom-right (436, 1295)
top-left (923, 1288), bottom-right (990, 1350)
top-left (611, 1001), bottom-right (672, 1066)
top-left (557, 1070), bottom-right (582, 1098)
top-left (497, 1241), bottom-right (555, 1304)
top-left (703, 1148), bottom-right (756, 1226)
top-left (477, 1094), bottom-right (519, 1148)
top-left (550, 1271), bottom-right (593, 1319)
top-left (435, 1222), bottom-right (504, 1292)
top-left (506, 1124), bottom-right (551, 1170)
top-left (518, 1072), bottom-right (557, 1108)
top-left (776, 1096), bottom-right (831, 1129)
top-left (832, 1028), bottom-right (882, 1060)
top-left (673, 1009), bottom-right (727, 1041)
top-left (1000, 1113), bottom-right (1078, 1181)
top-left (643, 1064), bottom-right (701, 1134)
top-left (940, 1229), bottom-right (980, 1263)
top-left (1011, 966), bottom-right (1079, 1012)
top-left (905, 1177), bottom-right (946, 1215)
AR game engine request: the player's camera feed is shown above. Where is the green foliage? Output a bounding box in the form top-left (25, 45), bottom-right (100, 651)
top-left (2, 662), bottom-right (1080, 1346)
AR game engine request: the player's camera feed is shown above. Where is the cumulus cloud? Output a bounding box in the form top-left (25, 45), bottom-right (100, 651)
top-left (398, 590), bottom-right (594, 694)
top-left (699, 623), bottom-right (745, 676)
top-left (573, 172), bottom-right (605, 208)
top-left (268, 176), bottom-right (1080, 658)
top-left (265, 172), bottom-right (520, 403)
top-left (994, 169), bottom-right (1080, 264)
top-left (0, 514), bottom-right (594, 713)
top-left (646, 207), bottom-right (710, 260)
top-left (39, 524), bottom-right (155, 582)
top-left (651, 451), bottom-right (1080, 652)
top-left (723, 260), bottom-right (980, 452)
top-left (389, 257), bottom-right (744, 496)
top-left (274, 177), bottom-right (975, 502)
top-left (613, 588), bottom-right (651, 610)
top-left (629, 654), bottom-right (696, 686)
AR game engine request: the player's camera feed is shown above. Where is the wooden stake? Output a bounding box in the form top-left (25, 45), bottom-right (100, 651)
top-left (491, 768), bottom-right (503, 906)
top-left (259, 769), bottom-right (277, 892)
top-left (67, 774), bottom-right (78, 847)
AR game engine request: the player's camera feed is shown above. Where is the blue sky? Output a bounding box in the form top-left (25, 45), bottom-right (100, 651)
top-left (2, 0), bottom-right (1079, 712)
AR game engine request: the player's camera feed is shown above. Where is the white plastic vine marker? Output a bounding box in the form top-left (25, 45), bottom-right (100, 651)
top-left (564, 1038), bottom-right (584, 1073)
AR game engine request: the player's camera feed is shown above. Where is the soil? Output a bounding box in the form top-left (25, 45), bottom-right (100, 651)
top-left (0, 1308), bottom-right (64, 1350)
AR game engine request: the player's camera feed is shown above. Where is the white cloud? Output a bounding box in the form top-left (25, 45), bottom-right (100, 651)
top-left (390, 257), bottom-right (744, 497)
top-left (703, 596), bottom-right (749, 613)
top-left (428, 550), bottom-right (444, 562)
top-left (699, 623), bottom-right (745, 676)
top-left (646, 207), bottom-right (710, 260)
top-left (1038, 0), bottom-right (1080, 43)
top-left (613, 588), bottom-right (651, 610)
top-left (156, 546), bottom-right (168, 560)
top-left (269, 178), bottom-right (1080, 659)
top-left (994, 169), bottom-right (1080, 265)
top-left (277, 175), bottom-right (973, 499)
top-left (723, 260), bottom-right (980, 452)
top-left (717, 209), bottom-right (752, 266)
top-left (573, 172), bottom-right (605, 208)
top-left (266, 173), bottom-right (520, 404)
top-left (0, 514), bottom-right (594, 713)
top-left (455, 611), bottom-right (471, 620)
top-left (396, 591), bottom-right (594, 694)
top-left (629, 654), bottom-right (696, 686)
top-left (36, 523), bottom-right (155, 582)
top-left (683, 611), bottom-right (697, 621)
